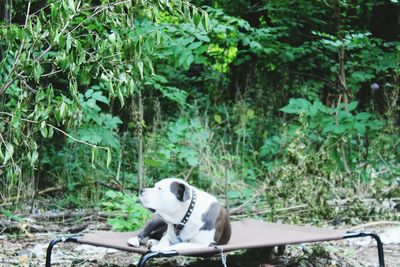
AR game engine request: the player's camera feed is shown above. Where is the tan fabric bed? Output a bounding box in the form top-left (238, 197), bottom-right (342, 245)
top-left (45, 219), bottom-right (385, 267)
top-left (79, 219), bottom-right (346, 255)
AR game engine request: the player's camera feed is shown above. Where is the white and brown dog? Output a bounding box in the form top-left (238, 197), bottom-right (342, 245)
top-left (127, 178), bottom-right (231, 251)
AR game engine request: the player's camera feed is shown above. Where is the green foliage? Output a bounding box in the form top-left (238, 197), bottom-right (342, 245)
top-left (0, 209), bottom-right (23, 222)
top-left (281, 98), bottom-right (383, 136)
top-left (144, 116), bottom-right (211, 179)
top-left (101, 190), bottom-right (151, 231)
top-left (1, 0), bottom-right (399, 228)
top-left (316, 31), bottom-right (399, 93)
top-left (0, 0), bottom-right (208, 199)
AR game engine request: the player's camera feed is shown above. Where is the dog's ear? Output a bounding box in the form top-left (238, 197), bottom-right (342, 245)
top-left (170, 181), bottom-right (190, 202)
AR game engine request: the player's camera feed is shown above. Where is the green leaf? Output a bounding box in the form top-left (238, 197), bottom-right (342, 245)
top-left (48, 126), bottom-right (54, 138)
top-left (188, 42), bottom-right (203, 50)
top-left (138, 60), bottom-right (144, 80)
top-left (31, 150), bottom-right (39, 166)
top-left (118, 89), bottom-right (125, 107)
top-left (333, 125), bottom-right (346, 134)
top-left (354, 122), bottom-right (366, 134)
top-left (194, 33), bottom-right (210, 42)
top-left (201, 12), bottom-right (210, 31)
top-left (60, 102), bottom-right (67, 119)
top-left (309, 105), bottom-right (318, 117)
top-left (184, 54), bottom-right (194, 69)
top-left (68, 0), bottom-right (75, 13)
top-left (79, 70), bottom-right (91, 86)
top-left (179, 147), bottom-right (198, 167)
top-left (193, 11), bottom-right (201, 27)
top-left (108, 32), bottom-right (116, 44)
top-left (92, 91), bottom-right (109, 104)
top-left (40, 121), bottom-right (48, 138)
top-left (183, 4), bottom-right (190, 19)
top-left (338, 111), bottom-right (351, 121)
top-left (214, 114), bottom-right (222, 124)
top-left (107, 148), bottom-right (112, 168)
top-left (85, 89), bottom-right (93, 98)
top-left (91, 147), bottom-right (97, 166)
top-left (158, 86), bottom-right (187, 106)
top-left (247, 109), bottom-right (255, 119)
top-left (33, 64), bottom-right (43, 83)
top-left (3, 143), bottom-right (14, 165)
top-left (322, 124), bottom-right (335, 133)
top-left (356, 112), bottom-right (372, 120)
top-left (280, 98), bottom-right (311, 114)
top-left (144, 159), bottom-right (161, 167)
top-left (348, 101), bottom-right (358, 111)
top-left (66, 33), bottom-right (72, 50)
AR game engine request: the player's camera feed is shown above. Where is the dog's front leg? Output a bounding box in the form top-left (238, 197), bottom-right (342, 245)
top-left (150, 236), bottom-right (171, 252)
top-left (144, 238), bottom-right (159, 249)
top-left (127, 236), bottom-right (141, 247)
top-left (127, 215), bottom-right (167, 247)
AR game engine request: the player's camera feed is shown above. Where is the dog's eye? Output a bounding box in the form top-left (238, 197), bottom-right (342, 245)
top-left (158, 187), bottom-right (162, 190)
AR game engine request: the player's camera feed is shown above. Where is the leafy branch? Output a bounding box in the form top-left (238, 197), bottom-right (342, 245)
top-left (0, 112), bottom-right (111, 168)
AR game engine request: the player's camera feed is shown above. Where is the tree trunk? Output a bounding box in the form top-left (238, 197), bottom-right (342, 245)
top-left (0, 0), bottom-right (11, 22)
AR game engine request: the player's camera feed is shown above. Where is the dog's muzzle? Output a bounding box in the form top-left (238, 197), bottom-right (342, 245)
top-left (138, 189), bottom-right (156, 213)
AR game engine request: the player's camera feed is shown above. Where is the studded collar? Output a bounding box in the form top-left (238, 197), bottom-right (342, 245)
top-left (174, 188), bottom-right (197, 242)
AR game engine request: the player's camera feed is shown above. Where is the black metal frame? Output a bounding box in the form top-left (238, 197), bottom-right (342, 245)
top-left (137, 250), bottom-right (179, 267)
top-left (45, 236), bottom-right (80, 267)
top-left (343, 231), bottom-right (385, 267)
top-left (45, 236), bottom-right (179, 267)
top-left (45, 231), bottom-right (385, 267)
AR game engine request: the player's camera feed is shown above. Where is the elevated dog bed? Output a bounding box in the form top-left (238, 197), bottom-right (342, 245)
top-left (46, 219), bottom-right (385, 267)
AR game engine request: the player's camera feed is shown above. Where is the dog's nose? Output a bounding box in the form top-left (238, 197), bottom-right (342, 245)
top-left (139, 189), bottom-right (144, 195)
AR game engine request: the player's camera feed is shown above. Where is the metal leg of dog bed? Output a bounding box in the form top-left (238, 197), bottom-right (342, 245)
top-left (137, 250), bottom-right (179, 267)
top-left (344, 231), bottom-right (385, 267)
top-left (45, 236), bottom-right (79, 267)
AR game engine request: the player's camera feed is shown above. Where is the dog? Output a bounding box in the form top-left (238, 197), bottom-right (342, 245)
top-left (127, 178), bottom-right (231, 252)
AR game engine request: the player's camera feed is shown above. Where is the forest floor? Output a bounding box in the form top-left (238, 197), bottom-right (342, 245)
top-left (1, 215), bottom-right (399, 267)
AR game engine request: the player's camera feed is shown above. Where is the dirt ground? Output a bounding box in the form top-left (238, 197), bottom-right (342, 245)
top-left (1, 222), bottom-right (399, 267)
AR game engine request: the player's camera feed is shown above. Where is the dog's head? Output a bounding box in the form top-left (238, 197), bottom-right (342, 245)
top-left (139, 178), bottom-right (192, 223)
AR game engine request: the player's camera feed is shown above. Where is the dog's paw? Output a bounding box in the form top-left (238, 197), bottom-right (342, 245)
top-left (145, 239), bottom-right (159, 249)
top-left (127, 236), bottom-right (140, 247)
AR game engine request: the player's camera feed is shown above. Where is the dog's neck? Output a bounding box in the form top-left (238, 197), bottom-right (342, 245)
top-left (174, 189), bottom-right (197, 241)
top-left (176, 189), bottom-right (197, 226)
top-left (156, 188), bottom-right (196, 225)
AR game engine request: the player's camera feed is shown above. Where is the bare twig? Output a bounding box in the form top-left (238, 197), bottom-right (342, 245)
top-left (17, 210), bottom-right (125, 221)
top-left (46, 124), bottom-right (108, 150)
top-left (28, 210), bottom-right (97, 220)
top-left (335, 95), bottom-right (351, 174)
top-left (232, 204), bottom-right (308, 218)
top-left (349, 221), bottom-right (400, 231)
top-left (0, 220), bottom-right (90, 234)
top-left (0, 186), bottom-right (62, 207)
top-left (229, 184), bottom-right (267, 215)
top-left (137, 92), bottom-right (144, 190)
top-left (231, 197), bottom-right (399, 217)
top-left (70, 5), bottom-right (107, 33)
top-left (97, 181), bottom-right (124, 192)
top-left (183, 166), bottom-right (196, 181)
top-left (290, 71), bottom-right (336, 87)
top-left (17, 69), bottom-right (63, 79)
